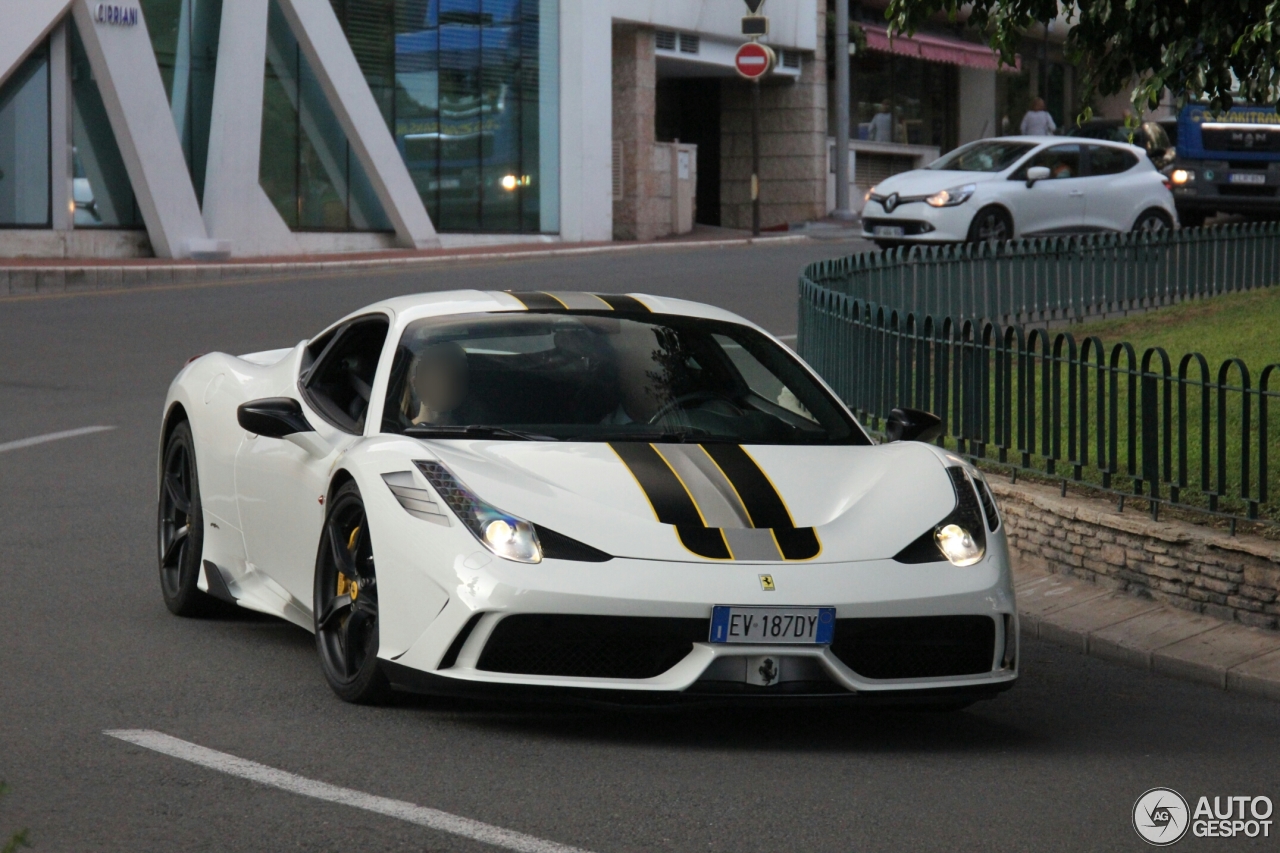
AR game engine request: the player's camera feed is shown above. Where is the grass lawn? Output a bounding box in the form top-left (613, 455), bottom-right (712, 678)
top-left (1073, 285), bottom-right (1280, 370)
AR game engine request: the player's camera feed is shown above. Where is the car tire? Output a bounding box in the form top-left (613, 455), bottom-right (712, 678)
top-left (1133, 208), bottom-right (1173, 232)
top-left (965, 206), bottom-right (1013, 244)
top-left (314, 480), bottom-right (391, 705)
top-left (158, 421), bottom-right (217, 617)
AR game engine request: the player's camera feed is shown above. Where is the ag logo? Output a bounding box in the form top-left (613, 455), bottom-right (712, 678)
top-left (1133, 788), bottom-right (1190, 846)
top-left (883, 192), bottom-right (900, 213)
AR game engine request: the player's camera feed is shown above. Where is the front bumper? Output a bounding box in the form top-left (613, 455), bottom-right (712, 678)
top-left (385, 552), bottom-right (1019, 701)
top-left (861, 198), bottom-right (976, 242)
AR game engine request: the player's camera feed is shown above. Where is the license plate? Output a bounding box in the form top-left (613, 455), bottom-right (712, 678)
top-left (873, 225), bottom-right (905, 237)
top-left (709, 606), bottom-right (836, 644)
top-left (1228, 172), bottom-right (1267, 185)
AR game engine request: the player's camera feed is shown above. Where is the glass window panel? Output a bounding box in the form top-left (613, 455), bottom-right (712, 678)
top-left (480, 0), bottom-right (523, 232)
top-left (260, 0), bottom-right (390, 232)
top-left (395, 2), bottom-right (442, 225)
top-left (71, 22), bottom-right (142, 227)
top-left (141, 0), bottom-right (223, 202)
top-left (437, 0), bottom-right (482, 231)
top-left (0, 44), bottom-right (51, 227)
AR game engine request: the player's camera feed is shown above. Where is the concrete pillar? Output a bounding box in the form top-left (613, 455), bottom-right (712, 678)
top-left (558, 0), bottom-right (612, 242)
top-left (611, 24), bottom-right (657, 241)
top-left (958, 67), bottom-right (996, 144)
top-left (71, 0), bottom-right (209, 258)
top-left (0, 0), bottom-right (70, 88)
top-left (720, 13), bottom-right (827, 230)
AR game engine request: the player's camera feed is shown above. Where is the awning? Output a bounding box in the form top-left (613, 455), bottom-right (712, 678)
top-left (860, 24), bottom-right (1020, 73)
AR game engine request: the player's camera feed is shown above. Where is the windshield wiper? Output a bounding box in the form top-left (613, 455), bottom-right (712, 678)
top-left (572, 428), bottom-right (735, 443)
top-left (403, 425), bottom-right (559, 441)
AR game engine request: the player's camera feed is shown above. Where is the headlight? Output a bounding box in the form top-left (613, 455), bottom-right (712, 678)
top-left (935, 523), bottom-right (983, 566)
top-left (415, 460), bottom-right (542, 563)
top-left (1170, 168), bottom-right (1194, 185)
top-left (893, 466), bottom-right (988, 566)
top-left (925, 183), bottom-right (977, 207)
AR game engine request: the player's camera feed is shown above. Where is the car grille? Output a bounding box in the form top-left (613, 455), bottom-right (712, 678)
top-left (828, 616), bottom-right (996, 679)
top-left (476, 615), bottom-right (709, 679)
top-left (1218, 185), bottom-right (1276, 197)
top-left (861, 217), bottom-right (934, 236)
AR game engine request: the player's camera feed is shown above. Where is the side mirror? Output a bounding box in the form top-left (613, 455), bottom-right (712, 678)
top-left (886, 407), bottom-right (943, 443)
top-left (238, 397), bottom-right (313, 438)
top-left (1025, 166), bottom-right (1050, 188)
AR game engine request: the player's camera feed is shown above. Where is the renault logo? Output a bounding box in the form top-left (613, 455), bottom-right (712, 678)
top-left (883, 192), bottom-right (900, 213)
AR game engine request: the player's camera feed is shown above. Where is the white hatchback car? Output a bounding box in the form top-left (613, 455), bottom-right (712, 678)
top-left (861, 136), bottom-right (1178, 248)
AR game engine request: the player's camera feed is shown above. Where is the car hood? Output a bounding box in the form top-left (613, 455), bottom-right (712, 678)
top-left (420, 439), bottom-right (957, 564)
top-left (873, 170), bottom-right (1004, 198)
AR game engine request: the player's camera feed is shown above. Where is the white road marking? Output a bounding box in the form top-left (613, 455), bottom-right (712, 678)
top-left (0, 425), bottom-right (115, 454)
top-left (104, 730), bottom-right (596, 853)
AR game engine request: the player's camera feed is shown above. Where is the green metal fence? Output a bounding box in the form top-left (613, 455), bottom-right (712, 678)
top-left (804, 222), bottom-right (1280, 327)
top-left (798, 225), bottom-right (1280, 529)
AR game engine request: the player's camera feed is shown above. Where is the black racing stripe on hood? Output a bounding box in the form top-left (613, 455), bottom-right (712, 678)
top-left (506, 291), bottom-right (566, 310)
top-left (593, 293), bottom-right (650, 312)
top-left (772, 527), bottom-right (821, 561)
top-left (609, 442), bottom-right (704, 528)
top-left (700, 444), bottom-right (795, 530)
top-left (676, 525), bottom-right (732, 560)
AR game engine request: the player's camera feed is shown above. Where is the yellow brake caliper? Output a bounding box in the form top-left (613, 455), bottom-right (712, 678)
top-left (337, 525), bottom-right (361, 600)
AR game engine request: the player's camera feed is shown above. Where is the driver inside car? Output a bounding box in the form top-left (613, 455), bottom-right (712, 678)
top-left (600, 325), bottom-right (674, 424)
top-left (409, 342), bottom-right (471, 426)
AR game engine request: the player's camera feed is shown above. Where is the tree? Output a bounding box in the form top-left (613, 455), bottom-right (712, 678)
top-left (882, 0), bottom-right (1280, 115)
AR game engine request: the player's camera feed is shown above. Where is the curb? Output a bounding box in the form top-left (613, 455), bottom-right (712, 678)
top-left (0, 234), bottom-right (813, 298)
top-left (1015, 566), bottom-right (1280, 702)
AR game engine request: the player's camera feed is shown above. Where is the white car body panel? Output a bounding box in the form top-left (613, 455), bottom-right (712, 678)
top-left (863, 135), bottom-right (1177, 243)
top-left (161, 290), bottom-right (1018, 700)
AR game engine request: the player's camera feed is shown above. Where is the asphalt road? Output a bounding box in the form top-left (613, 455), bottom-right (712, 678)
top-left (2, 237), bottom-right (1278, 852)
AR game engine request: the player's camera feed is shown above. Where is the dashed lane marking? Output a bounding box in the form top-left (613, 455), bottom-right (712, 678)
top-left (104, 729), bottom-right (597, 853)
top-left (0, 426), bottom-right (115, 454)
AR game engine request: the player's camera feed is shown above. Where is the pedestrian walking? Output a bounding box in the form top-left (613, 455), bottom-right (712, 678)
top-left (1020, 98), bottom-right (1057, 135)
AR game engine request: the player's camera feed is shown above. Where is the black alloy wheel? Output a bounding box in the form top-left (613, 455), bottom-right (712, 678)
top-left (158, 421), bottom-right (214, 616)
top-left (314, 480), bottom-right (390, 704)
top-left (966, 206), bottom-right (1013, 244)
top-left (1133, 208), bottom-right (1173, 232)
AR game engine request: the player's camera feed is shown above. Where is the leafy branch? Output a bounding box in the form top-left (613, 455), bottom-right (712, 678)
top-left (0, 783), bottom-right (30, 853)
top-left (880, 0), bottom-right (1280, 117)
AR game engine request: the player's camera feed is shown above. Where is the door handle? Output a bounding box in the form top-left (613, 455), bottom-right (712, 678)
top-left (1068, 190), bottom-right (1084, 197)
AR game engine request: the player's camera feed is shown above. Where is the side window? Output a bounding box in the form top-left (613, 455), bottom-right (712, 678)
top-left (302, 316), bottom-right (390, 434)
top-left (1013, 144), bottom-right (1082, 180)
top-left (1088, 145), bottom-right (1138, 176)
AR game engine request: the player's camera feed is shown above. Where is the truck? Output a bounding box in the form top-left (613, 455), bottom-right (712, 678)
top-left (1166, 103), bottom-right (1280, 226)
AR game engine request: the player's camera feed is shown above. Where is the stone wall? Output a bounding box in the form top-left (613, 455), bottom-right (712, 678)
top-left (719, 13), bottom-right (828, 229)
top-left (611, 25), bottom-right (659, 241)
top-left (991, 479), bottom-right (1280, 630)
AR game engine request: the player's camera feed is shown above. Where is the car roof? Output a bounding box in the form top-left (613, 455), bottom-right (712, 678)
top-left (990, 135), bottom-right (1146, 154)
top-left (321, 290), bottom-right (766, 338)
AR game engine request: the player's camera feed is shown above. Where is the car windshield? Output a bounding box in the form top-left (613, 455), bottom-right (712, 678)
top-left (928, 141), bottom-right (1034, 172)
top-left (381, 311), bottom-right (868, 445)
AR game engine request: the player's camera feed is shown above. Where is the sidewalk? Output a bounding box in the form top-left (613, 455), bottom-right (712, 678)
top-left (1015, 563), bottom-right (1280, 701)
top-left (0, 227), bottom-right (814, 297)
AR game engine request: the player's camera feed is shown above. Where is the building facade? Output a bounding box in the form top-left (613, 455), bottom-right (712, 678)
top-left (0, 0), bottom-right (1070, 259)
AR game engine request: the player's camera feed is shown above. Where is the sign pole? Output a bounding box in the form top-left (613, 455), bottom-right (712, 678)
top-left (752, 78), bottom-right (761, 236)
top-left (833, 0), bottom-right (853, 219)
top-left (736, 2), bottom-right (771, 236)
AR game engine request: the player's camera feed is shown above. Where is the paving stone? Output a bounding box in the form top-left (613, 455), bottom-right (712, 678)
top-left (1038, 593), bottom-right (1163, 653)
top-left (1226, 648), bottom-right (1280, 702)
top-left (1153, 624), bottom-right (1280, 689)
top-left (1089, 608), bottom-right (1221, 670)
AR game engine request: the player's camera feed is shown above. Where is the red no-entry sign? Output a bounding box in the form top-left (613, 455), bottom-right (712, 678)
top-left (734, 42), bottom-right (775, 80)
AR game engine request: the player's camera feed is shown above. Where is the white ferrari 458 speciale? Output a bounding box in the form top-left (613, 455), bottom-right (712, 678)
top-left (158, 290), bottom-right (1017, 706)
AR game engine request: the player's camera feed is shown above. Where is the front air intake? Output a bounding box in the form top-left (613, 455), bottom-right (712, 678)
top-left (477, 615), bottom-right (708, 679)
top-left (828, 616), bottom-right (996, 679)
